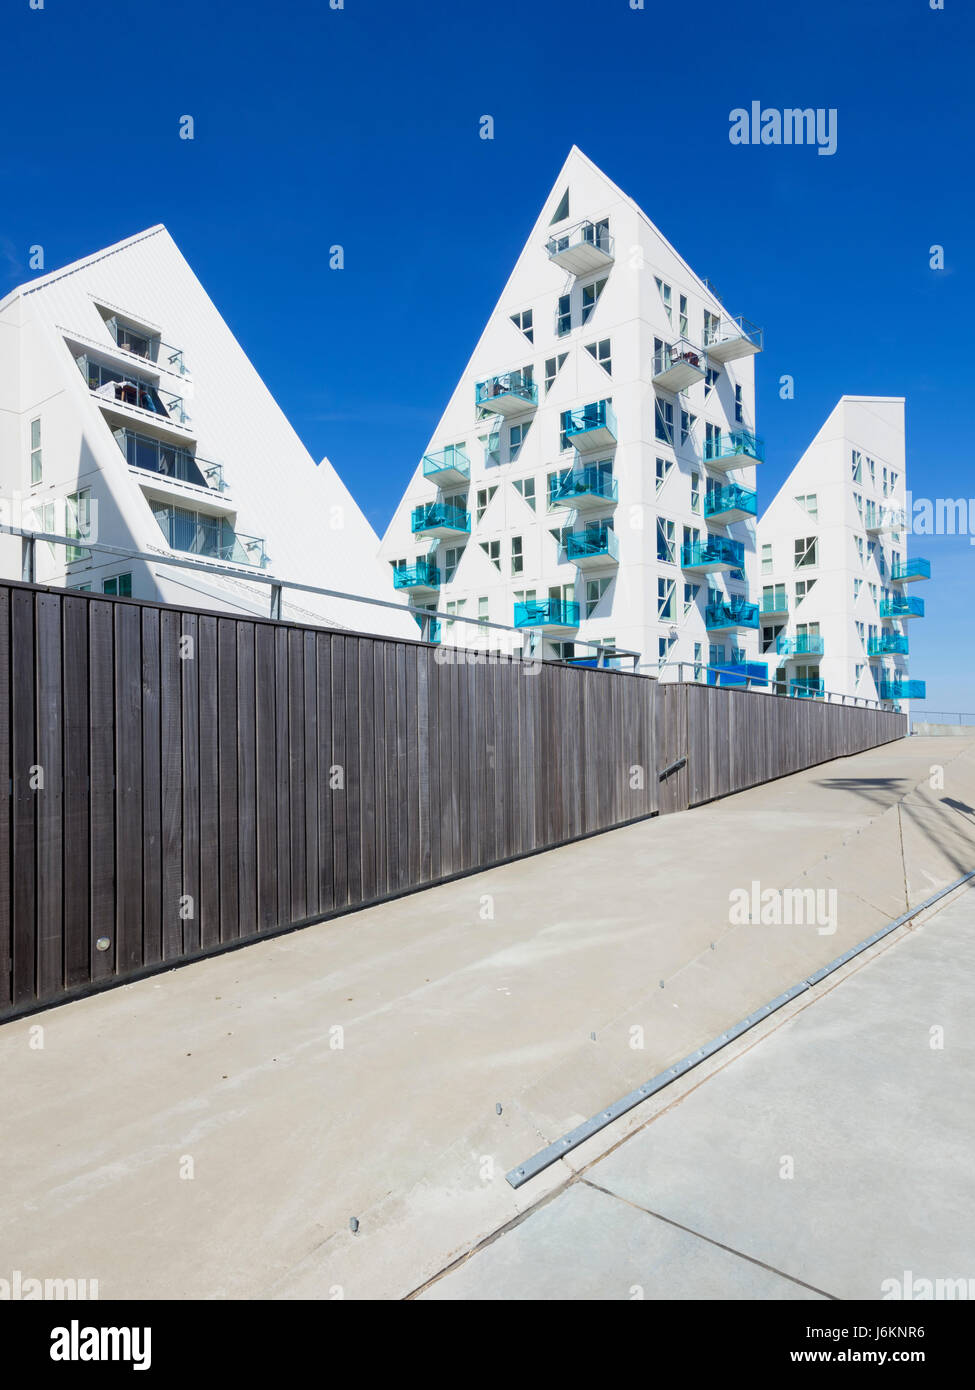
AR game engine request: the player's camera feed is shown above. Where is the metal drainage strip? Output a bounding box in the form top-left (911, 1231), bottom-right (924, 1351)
top-left (505, 868), bottom-right (975, 1190)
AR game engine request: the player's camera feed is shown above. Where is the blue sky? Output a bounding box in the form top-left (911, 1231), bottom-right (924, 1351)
top-left (2, 0), bottom-right (972, 707)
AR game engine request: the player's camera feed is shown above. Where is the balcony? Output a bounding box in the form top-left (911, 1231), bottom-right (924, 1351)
top-left (551, 464), bottom-right (619, 511)
top-left (707, 661), bottom-right (769, 689)
top-left (422, 445), bottom-right (470, 487)
top-left (703, 429), bottom-right (765, 471)
top-left (104, 315), bottom-right (187, 376)
top-left (681, 536), bottom-right (745, 573)
top-left (864, 503), bottom-right (906, 534)
top-left (790, 679), bottom-right (825, 699)
top-left (565, 400), bottom-right (617, 451)
top-left (776, 633), bottom-right (824, 658)
top-left (704, 483), bottom-right (757, 524)
top-left (705, 600), bottom-right (759, 632)
top-left (513, 598), bottom-right (580, 634)
top-left (702, 314), bottom-right (764, 363)
top-left (880, 595), bottom-right (924, 620)
top-left (475, 373), bottom-right (537, 418)
top-left (545, 219), bottom-right (615, 275)
top-left (891, 557), bottom-right (930, 583)
top-left (758, 593), bottom-right (789, 618)
top-left (651, 338), bottom-right (707, 393)
top-left (411, 501), bottom-right (471, 539)
top-left (867, 633), bottom-right (909, 656)
top-left (393, 559), bottom-right (440, 594)
top-left (114, 428), bottom-right (224, 495)
top-left (879, 680), bottom-right (926, 702)
top-left (561, 525), bottom-right (620, 570)
top-left (413, 612), bottom-right (441, 644)
top-left (150, 503), bottom-right (266, 568)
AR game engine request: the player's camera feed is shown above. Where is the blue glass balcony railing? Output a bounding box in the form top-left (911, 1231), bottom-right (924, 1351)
top-left (552, 465), bottom-right (618, 506)
top-left (475, 374), bottom-right (537, 411)
top-left (411, 502), bottom-right (471, 535)
top-left (564, 400), bottom-right (617, 447)
top-left (891, 557), bottom-right (931, 582)
top-left (776, 633), bottom-right (825, 656)
top-left (513, 599), bottom-right (580, 629)
top-left (422, 445), bottom-right (470, 483)
top-left (879, 680), bottom-right (926, 701)
top-left (703, 429), bottom-right (765, 467)
top-left (393, 559), bottom-right (440, 590)
top-left (681, 536), bottom-right (745, 570)
top-left (880, 595), bottom-right (924, 619)
top-left (705, 600), bottom-right (759, 631)
top-left (413, 613), bottom-right (441, 644)
top-left (790, 679), bottom-right (825, 699)
top-left (562, 526), bottom-right (620, 564)
top-left (704, 483), bottom-right (758, 520)
top-left (707, 661), bottom-right (769, 688)
top-left (867, 633), bottom-right (909, 656)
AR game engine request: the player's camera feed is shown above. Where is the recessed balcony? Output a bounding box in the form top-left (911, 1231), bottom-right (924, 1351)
top-left (545, 219), bottom-right (615, 275)
top-left (702, 314), bottom-right (763, 363)
top-left (565, 400), bottom-right (617, 451)
top-left (880, 595), bottom-right (924, 620)
top-left (114, 427), bottom-right (226, 499)
top-left (864, 503), bottom-right (906, 534)
top-left (867, 633), bottom-right (909, 656)
top-left (411, 501), bottom-right (471, 539)
top-left (551, 464), bottom-right (619, 511)
top-left (879, 679), bottom-right (926, 701)
top-left (790, 679), bottom-right (824, 699)
top-left (703, 429), bottom-right (765, 471)
top-left (758, 593), bottom-right (789, 618)
top-left (422, 445), bottom-right (470, 487)
top-left (561, 525), bottom-right (620, 570)
top-left (681, 536), bottom-right (745, 573)
top-left (150, 503), bottom-right (266, 568)
top-left (704, 482), bottom-right (758, 524)
top-left (705, 600), bottom-right (759, 633)
top-left (475, 373), bottom-right (537, 418)
top-left (776, 633), bottom-right (824, 658)
top-left (891, 557), bottom-right (930, 583)
top-left (393, 559), bottom-right (440, 594)
top-left (651, 338), bottom-right (707, 393)
top-left (513, 598), bottom-right (580, 634)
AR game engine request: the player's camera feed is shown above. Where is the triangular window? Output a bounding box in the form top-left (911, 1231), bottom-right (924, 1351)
top-left (550, 188), bottom-right (570, 224)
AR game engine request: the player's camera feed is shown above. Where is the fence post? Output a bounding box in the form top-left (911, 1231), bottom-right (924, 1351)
top-left (269, 583), bottom-right (283, 620)
top-left (21, 536), bottom-right (35, 583)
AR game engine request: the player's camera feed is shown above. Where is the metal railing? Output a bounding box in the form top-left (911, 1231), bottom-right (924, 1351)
top-left (644, 659), bottom-right (894, 711)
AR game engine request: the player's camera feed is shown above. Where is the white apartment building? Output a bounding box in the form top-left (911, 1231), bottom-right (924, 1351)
top-left (0, 226), bottom-right (414, 637)
top-left (756, 396), bottom-right (927, 705)
top-left (378, 147), bottom-right (765, 675)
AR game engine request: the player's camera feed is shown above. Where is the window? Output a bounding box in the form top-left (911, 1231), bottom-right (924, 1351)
top-left (480, 431), bottom-right (501, 467)
top-left (103, 573), bottom-right (133, 597)
top-left (445, 599), bottom-right (465, 633)
top-left (509, 422), bottom-right (530, 461)
top-left (558, 412), bottom-right (573, 452)
top-left (868, 582), bottom-right (878, 605)
top-left (761, 543), bottom-right (772, 574)
top-left (704, 365), bottom-right (719, 394)
top-left (851, 449), bottom-right (862, 483)
top-left (734, 384), bottom-right (743, 424)
top-left (683, 582), bottom-right (700, 616)
top-left (30, 418), bottom-right (42, 485)
top-left (655, 456), bottom-right (673, 494)
top-left (551, 641), bottom-right (576, 661)
top-left (544, 353), bottom-right (568, 393)
top-left (795, 578), bottom-right (816, 603)
top-left (703, 309), bottom-right (720, 344)
top-left (549, 522), bottom-right (572, 549)
top-left (709, 644), bottom-right (726, 666)
top-left (890, 471), bottom-right (899, 495)
top-left (794, 536), bottom-right (818, 569)
top-left (683, 524), bottom-right (700, 551)
top-left (510, 309), bottom-right (533, 342)
top-left (443, 546), bottom-right (464, 581)
top-left (480, 539), bottom-right (501, 570)
top-left (761, 624), bottom-right (783, 654)
top-left (586, 576), bottom-right (611, 617)
top-left (478, 596), bottom-right (490, 626)
top-left (855, 536), bottom-right (864, 564)
top-left (581, 278), bottom-right (606, 325)
top-left (654, 398), bottom-right (674, 444)
top-left (655, 278), bottom-right (673, 324)
top-left (679, 293), bottom-right (688, 336)
top-left (65, 489), bottom-right (92, 563)
top-left (547, 469), bottom-right (569, 507)
top-left (693, 642), bottom-right (704, 680)
top-left (867, 457), bottom-right (875, 486)
top-left (513, 477), bottom-right (536, 511)
top-left (657, 517), bottom-right (676, 563)
top-left (855, 663), bottom-right (865, 684)
top-left (73, 583), bottom-right (92, 592)
top-left (511, 535), bottom-right (523, 575)
top-left (855, 621), bottom-right (865, 644)
top-left (795, 493), bottom-right (818, 519)
top-left (853, 492), bottom-right (863, 523)
top-left (551, 189), bottom-right (570, 224)
top-left (705, 421), bottom-right (721, 459)
top-left (476, 486), bottom-right (497, 524)
top-left (389, 557), bottom-right (406, 572)
top-left (680, 409), bottom-right (695, 446)
top-left (658, 634), bottom-right (677, 663)
top-left (690, 472), bottom-right (700, 513)
top-left (585, 339), bottom-right (612, 374)
top-left (556, 294), bottom-right (572, 337)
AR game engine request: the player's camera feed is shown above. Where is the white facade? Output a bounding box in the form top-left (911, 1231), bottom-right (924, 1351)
top-left (756, 396), bottom-right (927, 705)
top-left (0, 226), bottom-right (414, 637)
top-left (378, 147), bottom-right (764, 674)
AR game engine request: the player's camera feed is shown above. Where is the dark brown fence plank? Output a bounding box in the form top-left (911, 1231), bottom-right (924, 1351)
top-left (10, 590), bottom-right (36, 1004)
top-left (159, 608), bottom-right (183, 961)
top-left (197, 615), bottom-right (219, 950)
top-left (0, 590), bottom-right (9, 1009)
top-left (140, 607), bottom-right (162, 968)
top-left (235, 622), bottom-right (256, 937)
top-left (88, 599), bottom-right (116, 983)
top-left (35, 593), bottom-right (63, 1000)
top-left (63, 598), bottom-right (91, 990)
top-left (114, 601), bottom-right (143, 974)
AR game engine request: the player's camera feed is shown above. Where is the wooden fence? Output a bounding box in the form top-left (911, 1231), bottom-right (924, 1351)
top-left (0, 581), bottom-right (906, 1019)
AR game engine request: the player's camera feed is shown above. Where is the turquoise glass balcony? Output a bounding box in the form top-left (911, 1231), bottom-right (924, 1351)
top-left (702, 315), bottom-right (763, 363)
top-left (759, 592), bottom-right (789, 617)
top-left (545, 219), bottom-right (615, 275)
top-left (868, 633), bottom-right (909, 656)
top-left (562, 526), bottom-right (620, 569)
top-left (513, 598), bottom-right (580, 632)
top-left (681, 536), bottom-right (745, 573)
top-left (704, 483), bottom-right (758, 523)
top-left (891, 557), bottom-right (930, 583)
top-left (706, 600), bottom-right (759, 632)
top-left (703, 429), bottom-right (764, 471)
top-left (708, 661), bottom-right (768, 688)
top-left (422, 445), bottom-right (470, 486)
top-left (475, 373), bottom-right (537, 418)
top-left (565, 400), bottom-right (617, 451)
top-left (551, 465), bottom-right (618, 510)
top-left (776, 633), bottom-right (824, 657)
top-left (651, 338), bottom-right (707, 393)
top-left (411, 502), bottom-right (470, 539)
top-left (880, 595), bottom-right (924, 619)
top-left (790, 679), bottom-right (824, 699)
top-left (393, 559), bottom-right (440, 592)
top-left (879, 680), bottom-right (925, 701)
top-left (413, 612), bottom-right (441, 644)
